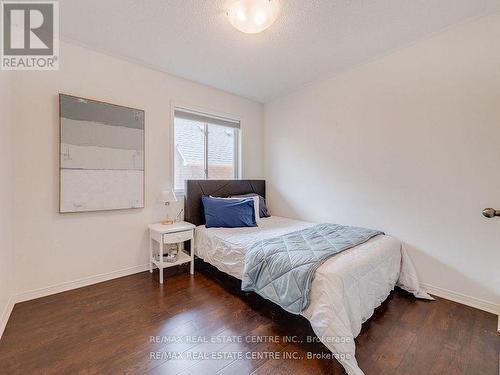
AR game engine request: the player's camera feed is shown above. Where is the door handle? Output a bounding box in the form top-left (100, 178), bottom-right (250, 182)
top-left (482, 208), bottom-right (500, 218)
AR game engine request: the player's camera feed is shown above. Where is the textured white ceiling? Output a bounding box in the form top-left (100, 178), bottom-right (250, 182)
top-left (60, 0), bottom-right (500, 102)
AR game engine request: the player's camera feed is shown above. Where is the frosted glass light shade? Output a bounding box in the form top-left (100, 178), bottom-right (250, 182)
top-left (159, 189), bottom-right (177, 204)
top-left (227, 0), bottom-right (280, 34)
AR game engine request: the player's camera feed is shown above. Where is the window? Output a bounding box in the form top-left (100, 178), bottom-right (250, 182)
top-left (173, 108), bottom-right (239, 192)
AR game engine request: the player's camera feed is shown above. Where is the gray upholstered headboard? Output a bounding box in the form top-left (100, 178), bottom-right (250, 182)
top-left (184, 180), bottom-right (266, 227)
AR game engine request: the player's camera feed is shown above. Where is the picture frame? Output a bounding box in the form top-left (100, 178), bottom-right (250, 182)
top-left (59, 94), bottom-right (145, 213)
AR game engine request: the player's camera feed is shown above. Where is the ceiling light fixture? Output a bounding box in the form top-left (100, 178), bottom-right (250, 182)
top-left (227, 0), bottom-right (280, 34)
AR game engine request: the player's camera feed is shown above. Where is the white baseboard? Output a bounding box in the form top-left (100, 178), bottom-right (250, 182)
top-left (421, 283), bottom-right (500, 316)
top-left (14, 263), bottom-right (150, 304)
top-left (0, 295), bottom-right (15, 339)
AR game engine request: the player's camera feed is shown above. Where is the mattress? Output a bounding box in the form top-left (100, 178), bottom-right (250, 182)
top-left (194, 216), bottom-right (431, 375)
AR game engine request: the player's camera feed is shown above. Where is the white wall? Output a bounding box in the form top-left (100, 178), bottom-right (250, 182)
top-left (0, 71), bottom-right (14, 335)
top-left (265, 13), bottom-right (500, 312)
top-left (10, 42), bottom-right (264, 297)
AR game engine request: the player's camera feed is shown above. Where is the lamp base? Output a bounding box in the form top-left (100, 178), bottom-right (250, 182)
top-left (161, 219), bottom-right (174, 225)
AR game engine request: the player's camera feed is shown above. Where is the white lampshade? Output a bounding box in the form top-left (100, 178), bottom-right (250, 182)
top-left (159, 189), bottom-right (177, 204)
top-left (227, 0), bottom-right (280, 34)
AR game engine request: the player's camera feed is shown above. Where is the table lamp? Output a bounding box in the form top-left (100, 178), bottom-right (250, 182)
top-left (159, 189), bottom-right (177, 225)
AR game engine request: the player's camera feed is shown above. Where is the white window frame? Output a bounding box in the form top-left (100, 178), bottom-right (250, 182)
top-left (171, 104), bottom-right (241, 194)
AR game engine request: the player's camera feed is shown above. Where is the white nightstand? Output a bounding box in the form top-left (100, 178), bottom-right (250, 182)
top-left (148, 221), bottom-right (196, 283)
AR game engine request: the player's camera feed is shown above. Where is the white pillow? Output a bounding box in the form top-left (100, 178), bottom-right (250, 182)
top-left (209, 195), bottom-right (260, 223)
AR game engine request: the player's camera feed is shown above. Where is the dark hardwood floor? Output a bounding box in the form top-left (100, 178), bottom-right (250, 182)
top-left (0, 263), bottom-right (498, 375)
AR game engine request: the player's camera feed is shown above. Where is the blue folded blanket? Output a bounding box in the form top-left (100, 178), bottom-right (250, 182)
top-left (241, 223), bottom-right (383, 314)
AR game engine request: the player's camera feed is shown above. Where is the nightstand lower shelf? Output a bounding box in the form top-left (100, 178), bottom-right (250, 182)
top-left (151, 250), bottom-right (191, 269)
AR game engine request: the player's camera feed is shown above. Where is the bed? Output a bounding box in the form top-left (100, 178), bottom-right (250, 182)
top-left (185, 180), bottom-right (432, 375)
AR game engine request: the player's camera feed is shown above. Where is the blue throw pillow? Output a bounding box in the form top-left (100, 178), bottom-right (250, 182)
top-left (202, 196), bottom-right (257, 228)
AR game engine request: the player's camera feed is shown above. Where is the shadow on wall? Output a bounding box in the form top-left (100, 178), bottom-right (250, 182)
top-left (266, 182), bottom-right (303, 220)
top-left (403, 243), bottom-right (500, 312)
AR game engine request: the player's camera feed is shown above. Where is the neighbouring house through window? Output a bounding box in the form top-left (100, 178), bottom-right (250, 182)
top-left (173, 108), bottom-right (239, 192)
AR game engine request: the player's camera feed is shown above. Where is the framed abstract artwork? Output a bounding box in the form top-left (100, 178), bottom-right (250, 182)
top-left (59, 94), bottom-right (145, 213)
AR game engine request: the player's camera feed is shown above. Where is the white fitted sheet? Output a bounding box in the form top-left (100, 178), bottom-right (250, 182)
top-left (195, 216), bottom-right (432, 375)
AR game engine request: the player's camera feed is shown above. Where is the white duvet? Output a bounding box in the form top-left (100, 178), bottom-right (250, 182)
top-left (195, 216), bottom-right (432, 375)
